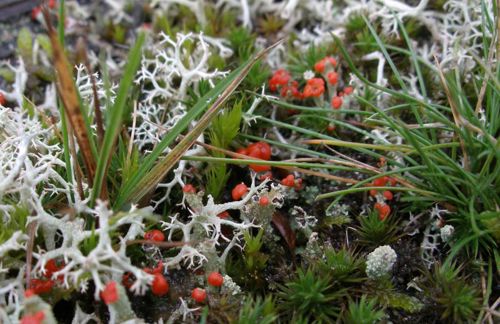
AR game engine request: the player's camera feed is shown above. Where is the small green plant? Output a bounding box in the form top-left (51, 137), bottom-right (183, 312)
top-left (278, 268), bottom-right (342, 322)
top-left (243, 229), bottom-right (269, 274)
top-left (258, 15), bottom-right (285, 35)
top-left (355, 211), bottom-right (400, 246)
top-left (316, 247), bottom-right (365, 284)
top-left (237, 296), bottom-right (277, 324)
top-left (205, 101), bottom-right (242, 199)
top-left (344, 295), bottom-right (385, 324)
top-left (228, 27), bottom-right (255, 60)
top-left (423, 263), bottom-right (481, 323)
top-left (288, 43), bottom-right (329, 75)
top-left (226, 228), bottom-right (269, 290)
top-left (1, 205), bottom-right (28, 240)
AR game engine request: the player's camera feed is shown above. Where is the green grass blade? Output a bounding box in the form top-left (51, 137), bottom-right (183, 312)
top-left (396, 15), bottom-right (427, 98)
top-left (91, 32), bottom-right (145, 205)
top-left (182, 156), bottom-right (359, 172)
top-left (362, 16), bottom-right (407, 92)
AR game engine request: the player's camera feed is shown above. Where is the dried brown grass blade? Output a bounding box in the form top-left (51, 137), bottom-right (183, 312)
top-left (42, 8), bottom-right (96, 186)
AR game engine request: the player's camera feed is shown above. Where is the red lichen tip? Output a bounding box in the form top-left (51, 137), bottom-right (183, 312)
top-left (31, 7), bottom-right (42, 21)
top-left (303, 78), bottom-right (325, 98)
top-left (144, 261), bottom-right (164, 275)
top-left (24, 289), bottom-right (36, 298)
top-left (144, 229), bottom-right (165, 242)
top-left (327, 71), bottom-right (338, 85)
top-left (217, 211), bottom-right (230, 219)
top-left (314, 57), bottom-right (337, 73)
top-left (259, 196), bottom-right (270, 206)
top-left (182, 184), bottom-right (196, 194)
top-left (48, 0), bottom-right (57, 9)
top-left (383, 190), bottom-right (393, 201)
top-left (207, 271), bottom-right (224, 287)
top-left (44, 258), bottom-right (65, 280)
top-left (30, 278), bottom-right (54, 295)
top-left (236, 147), bottom-right (248, 156)
top-left (314, 59), bottom-right (326, 73)
top-left (20, 311), bottom-right (45, 324)
top-left (101, 281), bottom-right (119, 305)
top-left (191, 288), bottom-right (207, 303)
top-left (331, 96), bottom-right (343, 110)
top-left (327, 56), bottom-right (337, 67)
top-left (259, 171), bottom-right (273, 181)
top-left (122, 272), bottom-right (134, 289)
top-left (281, 174), bottom-right (295, 187)
top-left (374, 203), bottom-right (391, 221)
top-left (231, 183), bottom-right (248, 201)
top-left (269, 69), bottom-right (291, 91)
top-left (247, 142), bottom-right (272, 161)
top-left (373, 177), bottom-right (388, 187)
top-left (151, 273), bottom-right (169, 296)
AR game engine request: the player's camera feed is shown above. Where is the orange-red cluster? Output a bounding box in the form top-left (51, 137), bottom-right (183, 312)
top-left (281, 174), bottom-right (303, 190)
top-left (314, 56), bottom-right (337, 73)
top-left (28, 258), bottom-right (65, 295)
top-left (368, 176), bottom-right (398, 221)
top-left (237, 141), bottom-right (272, 172)
top-left (232, 183), bottom-right (248, 200)
top-left (374, 203), bottom-right (391, 221)
top-left (303, 78), bottom-right (325, 98)
top-left (30, 279), bottom-right (55, 295)
top-left (137, 230), bottom-right (170, 296)
top-left (269, 69), bottom-right (304, 100)
top-left (269, 56), bottom-right (355, 111)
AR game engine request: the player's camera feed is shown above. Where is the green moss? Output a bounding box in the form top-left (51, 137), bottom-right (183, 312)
top-left (17, 27), bottom-right (33, 63)
top-left (355, 210), bottom-right (400, 247)
top-left (278, 268), bottom-right (343, 322)
top-left (423, 264), bottom-right (481, 323)
top-left (344, 295), bottom-right (385, 324)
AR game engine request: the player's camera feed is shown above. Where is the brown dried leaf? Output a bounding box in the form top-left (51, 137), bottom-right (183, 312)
top-left (272, 211), bottom-right (296, 252)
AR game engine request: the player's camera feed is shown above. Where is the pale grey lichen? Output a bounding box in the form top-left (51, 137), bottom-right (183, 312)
top-left (440, 224), bottom-right (455, 243)
top-left (420, 205), bottom-right (450, 268)
top-left (221, 274), bottom-right (242, 296)
top-left (366, 245), bottom-right (397, 279)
